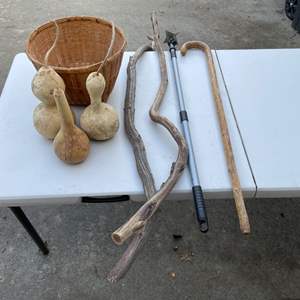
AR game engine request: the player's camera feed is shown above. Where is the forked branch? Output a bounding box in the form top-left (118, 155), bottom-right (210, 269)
top-left (111, 12), bottom-right (188, 246)
top-left (107, 44), bottom-right (155, 282)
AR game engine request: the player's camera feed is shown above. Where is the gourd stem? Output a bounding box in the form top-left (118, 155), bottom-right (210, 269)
top-left (53, 88), bottom-right (74, 130)
top-left (44, 20), bottom-right (60, 67)
top-left (97, 21), bottom-right (116, 74)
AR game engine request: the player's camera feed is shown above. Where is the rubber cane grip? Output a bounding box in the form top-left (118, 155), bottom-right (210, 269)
top-left (192, 185), bottom-right (209, 233)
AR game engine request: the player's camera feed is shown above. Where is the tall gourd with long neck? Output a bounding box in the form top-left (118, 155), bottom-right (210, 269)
top-left (80, 72), bottom-right (119, 140)
top-left (53, 88), bottom-right (90, 164)
top-left (31, 21), bottom-right (74, 139)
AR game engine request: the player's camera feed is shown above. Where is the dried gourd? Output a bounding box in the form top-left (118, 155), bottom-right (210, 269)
top-left (80, 72), bottom-right (119, 140)
top-left (32, 67), bottom-right (65, 139)
top-left (53, 88), bottom-right (90, 164)
top-left (31, 21), bottom-right (74, 139)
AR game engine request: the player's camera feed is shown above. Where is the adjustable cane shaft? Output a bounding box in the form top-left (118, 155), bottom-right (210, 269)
top-left (166, 32), bottom-right (208, 232)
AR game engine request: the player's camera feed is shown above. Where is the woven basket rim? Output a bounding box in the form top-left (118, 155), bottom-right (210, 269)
top-left (25, 16), bottom-right (127, 73)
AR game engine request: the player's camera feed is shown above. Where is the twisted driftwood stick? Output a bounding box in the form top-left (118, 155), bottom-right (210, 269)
top-left (111, 12), bottom-right (188, 246)
top-left (107, 44), bottom-right (155, 282)
top-left (181, 41), bottom-right (250, 234)
top-left (121, 44), bottom-right (156, 199)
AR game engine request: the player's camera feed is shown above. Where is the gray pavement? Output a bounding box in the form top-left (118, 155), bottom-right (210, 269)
top-left (0, 0), bottom-right (300, 299)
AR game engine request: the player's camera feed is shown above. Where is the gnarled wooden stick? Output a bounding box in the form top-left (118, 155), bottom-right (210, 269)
top-left (122, 44), bottom-right (156, 199)
top-left (107, 44), bottom-right (155, 283)
top-left (180, 41), bottom-right (250, 234)
top-left (111, 12), bottom-right (188, 246)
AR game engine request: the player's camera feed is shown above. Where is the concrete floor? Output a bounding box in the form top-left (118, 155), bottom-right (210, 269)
top-left (0, 0), bottom-right (300, 299)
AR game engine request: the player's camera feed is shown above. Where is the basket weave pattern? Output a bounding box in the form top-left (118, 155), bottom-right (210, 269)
top-left (26, 16), bottom-right (126, 106)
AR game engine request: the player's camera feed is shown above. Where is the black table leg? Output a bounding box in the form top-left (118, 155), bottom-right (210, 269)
top-left (9, 207), bottom-right (49, 255)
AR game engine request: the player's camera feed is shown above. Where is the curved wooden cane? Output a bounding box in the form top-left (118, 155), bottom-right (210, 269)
top-left (180, 41), bottom-right (250, 234)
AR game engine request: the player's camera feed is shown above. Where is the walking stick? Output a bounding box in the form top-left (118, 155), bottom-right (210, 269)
top-left (180, 40), bottom-right (251, 234)
top-left (165, 32), bottom-right (209, 233)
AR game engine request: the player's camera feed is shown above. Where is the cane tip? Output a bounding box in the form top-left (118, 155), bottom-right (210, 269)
top-left (242, 229), bottom-right (251, 235)
top-left (241, 223), bottom-right (251, 235)
top-left (199, 221), bottom-right (209, 233)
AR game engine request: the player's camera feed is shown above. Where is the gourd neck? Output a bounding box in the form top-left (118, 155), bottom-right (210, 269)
top-left (90, 95), bottom-right (103, 107)
top-left (54, 88), bottom-right (74, 130)
top-left (44, 101), bottom-right (55, 108)
top-left (86, 72), bottom-right (106, 108)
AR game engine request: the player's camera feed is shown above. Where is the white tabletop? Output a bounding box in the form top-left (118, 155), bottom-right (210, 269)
top-left (0, 51), bottom-right (255, 206)
top-left (216, 49), bottom-right (300, 197)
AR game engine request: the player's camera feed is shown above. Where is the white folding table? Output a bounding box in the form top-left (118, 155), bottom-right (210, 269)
top-left (216, 49), bottom-right (300, 198)
top-left (0, 49), bottom-right (299, 253)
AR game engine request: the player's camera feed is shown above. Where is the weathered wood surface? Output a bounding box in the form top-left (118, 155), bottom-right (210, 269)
top-left (108, 12), bottom-right (188, 281)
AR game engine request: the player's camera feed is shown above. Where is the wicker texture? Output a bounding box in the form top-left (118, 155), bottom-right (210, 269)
top-left (26, 16), bottom-right (126, 106)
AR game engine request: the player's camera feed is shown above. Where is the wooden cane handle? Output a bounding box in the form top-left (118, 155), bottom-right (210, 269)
top-left (180, 41), bottom-right (250, 234)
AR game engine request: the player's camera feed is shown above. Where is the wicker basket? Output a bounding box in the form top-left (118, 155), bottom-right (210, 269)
top-left (26, 16), bottom-right (127, 106)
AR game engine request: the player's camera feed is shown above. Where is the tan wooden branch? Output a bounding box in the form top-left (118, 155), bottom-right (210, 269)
top-left (111, 11), bottom-right (188, 245)
top-left (107, 44), bottom-right (155, 283)
top-left (180, 41), bottom-right (250, 234)
top-left (122, 44), bottom-right (156, 199)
